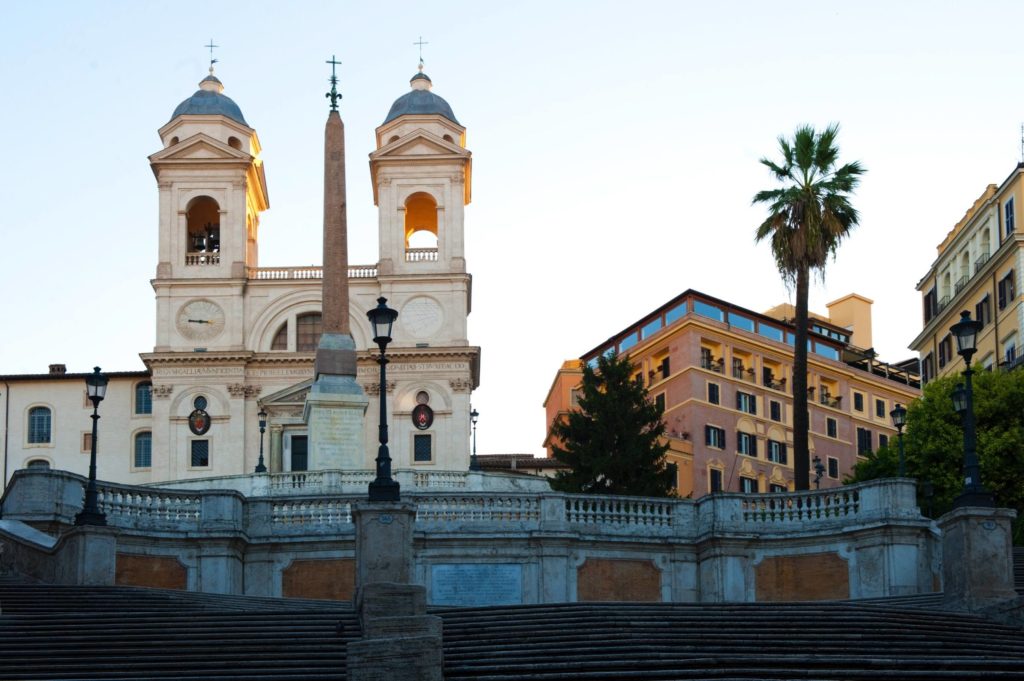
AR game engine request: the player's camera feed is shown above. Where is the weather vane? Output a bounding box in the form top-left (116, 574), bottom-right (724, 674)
top-left (205, 39), bottom-right (219, 74)
top-left (413, 36), bottom-right (428, 71)
top-left (326, 55), bottom-right (342, 111)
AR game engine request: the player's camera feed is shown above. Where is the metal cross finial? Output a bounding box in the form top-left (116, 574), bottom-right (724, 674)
top-left (413, 36), bottom-right (428, 71)
top-left (205, 39), bottom-right (219, 73)
top-left (325, 55), bottom-right (342, 111)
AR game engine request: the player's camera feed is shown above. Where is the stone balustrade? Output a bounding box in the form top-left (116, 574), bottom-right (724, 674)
top-left (247, 264), bottom-right (378, 280)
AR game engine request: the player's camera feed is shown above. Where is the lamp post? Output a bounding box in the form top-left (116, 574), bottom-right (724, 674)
top-left (812, 455), bottom-right (825, 490)
top-left (949, 310), bottom-right (995, 508)
top-left (255, 408), bottom-right (268, 473)
top-left (890, 403), bottom-right (907, 477)
top-left (75, 367), bottom-right (108, 526)
top-left (367, 297), bottom-right (400, 502)
top-left (469, 408), bottom-right (480, 471)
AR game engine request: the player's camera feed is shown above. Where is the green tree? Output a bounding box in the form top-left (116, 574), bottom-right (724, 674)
top-left (753, 124), bottom-right (865, 489)
top-left (549, 352), bottom-right (674, 497)
top-left (847, 368), bottom-right (1024, 541)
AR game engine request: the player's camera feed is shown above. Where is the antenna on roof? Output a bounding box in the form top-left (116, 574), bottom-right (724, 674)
top-left (413, 35), bottom-right (428, 72)
top-left (205, 39), bottom-right (219, 75)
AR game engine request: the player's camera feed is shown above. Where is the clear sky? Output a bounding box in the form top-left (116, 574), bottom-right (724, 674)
top-left (2, 1), bottom-right (1022, 456)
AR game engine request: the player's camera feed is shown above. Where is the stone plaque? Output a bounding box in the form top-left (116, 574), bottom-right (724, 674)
top-left (430, 563), bottom-right (523, 606)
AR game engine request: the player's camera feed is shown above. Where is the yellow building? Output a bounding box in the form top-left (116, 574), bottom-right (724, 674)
top-left (544, 290), bottom-right (921, 498)
top-left (910, 166), bottom-right (1024, 379)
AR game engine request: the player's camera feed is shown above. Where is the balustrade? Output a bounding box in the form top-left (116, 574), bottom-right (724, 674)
top-left (271, 499), bottom-right (351, 526)
top-left (414, 495), bottom-right (540, 522)
top-left (247, 265), bottom-right (378, 280)
top-left (97, 485), bottom-right (201, 526)
top-left (185, 253), bottom-right (220, 266)
top-left (405, 248), bottom-right (438, 262)
top-left (741, 488), bottom-right (860, 523)
top-left (565, 495), bottom-right (673, 527)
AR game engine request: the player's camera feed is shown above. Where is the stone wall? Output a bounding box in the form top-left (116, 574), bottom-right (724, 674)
top-left (1, 469), bottom-right (940, 604)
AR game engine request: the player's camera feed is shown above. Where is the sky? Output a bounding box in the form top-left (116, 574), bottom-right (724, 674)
top-left (2, 1), bottom-right (1023, 457)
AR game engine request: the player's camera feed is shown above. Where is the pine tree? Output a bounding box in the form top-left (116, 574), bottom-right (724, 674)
top-left (549, 352), bottom-right (674, 497)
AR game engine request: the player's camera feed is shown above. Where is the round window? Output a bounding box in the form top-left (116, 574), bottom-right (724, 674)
top-left (193, 396), bottom-right (208, 411)
top-left (416, 391), bottom-right (430, 405)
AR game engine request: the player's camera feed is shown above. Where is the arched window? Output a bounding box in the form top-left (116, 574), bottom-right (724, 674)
top-left (228, 136), bottom-right (241, 149)
top-left (28, 406), bottom-right (51, 444)
top-left (271, 323), bottom-right (288, 350)
top-left (404, 192), bottom-right (439, 261)
top-left (134, 431), bottom-right (152, 469)
top-left (26, 459), bottom-right (50, 470)
top-left (185, 196), bottom-right (221, 264)
top-left (296, 313), bottom-right (323, 351)
top-left (135, 382), bottom-right (153, 415)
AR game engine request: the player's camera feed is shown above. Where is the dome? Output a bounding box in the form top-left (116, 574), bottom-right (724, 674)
top-left (170, 74), bottom-right (248, 126)
top-left (383, 71), bottom-right (459, 125)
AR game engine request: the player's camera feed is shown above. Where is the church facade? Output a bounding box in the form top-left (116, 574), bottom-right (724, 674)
top-left (0, 66), bottom-right (480, 486)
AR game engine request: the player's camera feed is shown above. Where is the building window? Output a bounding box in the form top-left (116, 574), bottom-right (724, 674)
top-left (923, 287), bottom-right (938, 324)
top-left (271, 323), bottom-right (288, 350)
top-left (769, 400), bottom-right (782, 422)
top-left (26, 459), bottom-right (50, 470)
top-left (707, 382), bottom-right (720, 405)
top-left (27, 406), bottom-right (51, 444)
top-left (736, 391), bottom-right (756, 415)
top-left (921, 354), bottom-right (935, 383)
top-left (667, 462), bottom-right (678, 490)
top-left (633, 372), bottom-right (644, 387)
top-left (767, 439), bottom-right (787, 464)
top-left (879, 433), bottom-right (889, 449)
top-left (740, 477), bottom-right (758, 494)
top-left (191, 439), bottom-right (210, 467)
top-left (135, 382), bottom-right (153, 415)
top-left (769, 483), bottom-right (787, 493)
top-left (827, 456), bottom-right (839, 479)
top-left (875, 398), bottom-right (885, 418)
top-left (998, 270), bottom-right (1016, 310)
top-left (134, 431), bottom-right (152, 469)
top-left (737, 432), bottom-right (757, 457)
top-left (659, 356), bottom-right (670, 380)
top-left (938, 335), bottom-right (953, 368)
top-left (826, 417), bottom-right (837, 438)
top-left (1005, 198), bottom-right (1015, 238)
top-left (414, 434), bottom-right (432, 462)
top-left (654, 393), bottom-right (666, 412)
top-left (856, 428), bottom-right (872, 455)
top-left (705, 426), bottom-right (726, 449)
top-left (296, 312), bottom-right (323, 351)
top-left (976, 295), bottom-right (992, 328)
top-left (852, 392), bottom-right (864, 412)
top-left (290, 435), bottom-right (309, 472)
top-left (709, 468), bottom-right (723, 493)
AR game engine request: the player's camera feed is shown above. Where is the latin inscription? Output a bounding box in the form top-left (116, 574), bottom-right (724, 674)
top-left (356, 362), bottom-right (469, 375)
top-left (430, 563), bottom-right (523, 606)
top-left (152, 367), bottom-right (244, 377)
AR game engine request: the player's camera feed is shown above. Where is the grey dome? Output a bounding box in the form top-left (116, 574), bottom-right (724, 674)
top-left (383, 84), bottom-right (459, 125)
top-left (170, 76), bottom-right (248, 125)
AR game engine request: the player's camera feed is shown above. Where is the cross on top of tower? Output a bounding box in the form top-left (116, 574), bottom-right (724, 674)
top-left (205, 39), bottom-right (219, 74)
top-left (325, 55), bottom-right (342, 111)
top-left (413, 36), bottom-right (428, 72)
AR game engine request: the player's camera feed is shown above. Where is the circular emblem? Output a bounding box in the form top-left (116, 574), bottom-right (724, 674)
top-left (412, 403), bottom-right (434, 430)
top-left (176, 300), bottom-right (226, 341)
top-left (400, 297), bottom-right (443, 339)
top-left (189, 408), bottom-right (211, 435)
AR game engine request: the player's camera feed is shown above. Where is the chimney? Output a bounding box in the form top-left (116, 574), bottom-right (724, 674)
top-left (48, 364), bottom-right (67, 375)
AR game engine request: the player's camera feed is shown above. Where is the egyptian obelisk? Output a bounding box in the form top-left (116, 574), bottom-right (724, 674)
top-left (304, 57), bottom-right (369, 469)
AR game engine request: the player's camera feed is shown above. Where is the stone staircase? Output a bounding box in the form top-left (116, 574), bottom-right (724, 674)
top-left (3, 579), bottom-right (1024, 680)
top-left (438, 601), bottom-right (1024, 680)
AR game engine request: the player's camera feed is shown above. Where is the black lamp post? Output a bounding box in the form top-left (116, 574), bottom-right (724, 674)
top-left (949, 310), bottom-right (995, 508)
top-left (812, 455), bottom-right (825, 490)
top-left (255, 408), bottom-right (268, 473)
top-left (469, 408), bottom-right (480, 471)
top-left (890, 403), bottom-right (908, 477)
top-left (75, 367), bottom-right (108, 526)
top-left (367, 297), bottom-right (400, 502)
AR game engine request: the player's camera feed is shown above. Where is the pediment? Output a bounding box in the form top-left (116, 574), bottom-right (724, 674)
top-left (149, 133), bottom-right (251, 164)
top-left (261, 378), bottom-right (313, 405)
top-left (371, 130), bottom-right (469, 161)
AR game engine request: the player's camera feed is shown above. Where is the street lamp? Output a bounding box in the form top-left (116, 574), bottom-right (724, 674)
top-left (255, 408), bottom-right (268, 473)
top-left (812, 455), bottom-right (825, 490)
top-left (949, 310), bottom-right (994, 508)
top-left (367, 297), bottom-right (400, 502)
top-left (469, 408), bottom-right (480, 471)
top-left (890, 403), bottom-right (907, 477)
top-left (75, 367), bottom-right (108, 526)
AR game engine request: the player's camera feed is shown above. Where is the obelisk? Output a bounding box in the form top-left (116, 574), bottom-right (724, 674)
top-left (304, 57), bottom-right (369, 469)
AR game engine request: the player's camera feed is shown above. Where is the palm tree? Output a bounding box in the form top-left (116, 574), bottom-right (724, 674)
top-left (753, 123), bottom-right (865, 490)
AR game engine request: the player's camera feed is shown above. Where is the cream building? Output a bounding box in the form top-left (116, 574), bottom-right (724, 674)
top-left (0, 66), bottom-right (480, 486)
top-left (910, 167), bottom-right (1024, 380)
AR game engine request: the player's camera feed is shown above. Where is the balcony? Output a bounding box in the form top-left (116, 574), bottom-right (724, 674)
top-left (247, 265), bottom-right (378, 280)
top-left (185, 253), bottom-right (220, 266)
top-left (764, 377), bottom-right (786, 392)
top-left (974, 252), bottom-right (991, 275)
top-left (405, 248), bottom-right (438, 262)
top-left (954, 275), bottom-right (969, 295)
top-left (819, 393), bottom-right (842, 409)
top-left (701, 357), bottom-right (724, 373)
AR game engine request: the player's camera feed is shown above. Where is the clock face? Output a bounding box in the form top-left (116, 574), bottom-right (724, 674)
top-left (176, 300), bottom-right (226, 341)
top-left (400, 297), bottom-right (443, 339)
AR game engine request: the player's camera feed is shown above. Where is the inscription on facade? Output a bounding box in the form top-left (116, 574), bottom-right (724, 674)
top-left (153, 367), bottom-right (244, 377)
top-left (430, 563), bottom-right (523, 606)
top-left (356, 362), bottom-right (469, 375)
